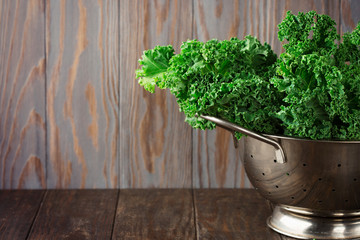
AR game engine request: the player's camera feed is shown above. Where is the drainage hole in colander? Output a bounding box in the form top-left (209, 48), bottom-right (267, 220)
top-left (303, 189), bottom-right (307, 192)
top-left (318, 200), bottom-right (323, 203)
top-left (338, 163), bottom-right (342, 167)
top-left (291, 196), bottom-right (295, 199)
top-left (275, 185), bottom-right (279, 188)
top-left (345, 200), bottom-right (349, 203)
top-left (318, 178), bottom-right (322, 181)
top-left (286, 172), bottom-right (290, 176)
top-left (303, 163), bottom-right (307, 167)
top-left (268, 192), bottom-right (271, 195)
top-left (262, 173), bottom-right (265, 176)
top-left (354, 178), bottom-right (358, 181)
top-left (332, 189), bottom-right (336, 192)
top-left (250, 155), bottom-right (253, 158)
top-left (273, 159), bottom-right (277, 163)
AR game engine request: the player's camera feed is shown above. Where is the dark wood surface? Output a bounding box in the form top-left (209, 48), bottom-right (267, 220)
top-left (113, 189), bottom-right (195, 239)
top-left (0, 190), bottom-right (44, 239)
top-left (194, 189), bottom-right (281, 240)
top-left (0, 189), bottom-right (298, 240)
top-left (28, 190), bottom-right (118, 240)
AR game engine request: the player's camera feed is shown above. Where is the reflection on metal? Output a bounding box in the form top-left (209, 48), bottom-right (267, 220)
top-left (200, 115), bottom-right (286, 163)
top-left (201, 115), bottom-right (360, 239)
top-left (268, 206), bottom-right (360, 239)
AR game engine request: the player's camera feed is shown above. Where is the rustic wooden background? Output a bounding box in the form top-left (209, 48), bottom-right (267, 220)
top-left (0, 0), bottom-right (359, 189)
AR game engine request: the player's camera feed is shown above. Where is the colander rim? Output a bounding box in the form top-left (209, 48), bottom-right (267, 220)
top-left (262, 133), bottom-right (360, 143)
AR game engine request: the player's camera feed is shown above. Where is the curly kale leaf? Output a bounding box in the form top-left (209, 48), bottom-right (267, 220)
top-left (136, 11), bottom-right (360, 140)
top-left (136, 45), bottom-right (174, 93)
top-left (136, 36), bottom-right (283, 137)
top-left (272, 54), bottom-right (345, 139)
top-left (275, 11), bottom-right (360, 140)
top-left (165, 37), bottom-right (282, 135)
top-left (333, 23), bottom-right (360, 139)
top-left (278, 11), bottom-right (339, 56)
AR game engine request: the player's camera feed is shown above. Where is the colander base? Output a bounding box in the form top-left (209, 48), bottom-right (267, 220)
top-left (267, 205), bottom-right (360, 239)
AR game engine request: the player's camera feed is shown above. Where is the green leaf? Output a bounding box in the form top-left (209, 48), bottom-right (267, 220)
top-left (136, 45), bottom-right (175, 93)
top-left (135, 11), bottom-right (360, 140)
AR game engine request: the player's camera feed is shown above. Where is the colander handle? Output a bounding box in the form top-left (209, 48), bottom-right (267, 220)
top-left (200, 115), bottom-right (286, 164)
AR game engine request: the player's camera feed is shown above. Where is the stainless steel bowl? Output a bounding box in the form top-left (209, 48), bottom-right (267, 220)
top-left (201, 115), bottom-right (360, 240)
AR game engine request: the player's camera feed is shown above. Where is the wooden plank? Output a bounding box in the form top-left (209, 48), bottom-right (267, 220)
top-left (192, 0), bottom-right (340, 188)
top-left (112, 189), bottom-right (195, 239)
top-left (193, 0), bottom-right (278, 46)
top-left (119, 0), bottom-right (193, 188)
top-left (340, 0), bottom-right (360, 34)
top-left (0, 0), bottom-right (46, 189)
top-left (0, 190), bottom-right (45, 239)
top-left (28, 189), bottom-right (118, 239)
top-left (194, 189), bottom-right (289, 240)
top-left (46, 0), bottom-right (119, 188)
top-left (193, 128), bottom-right (249, 188)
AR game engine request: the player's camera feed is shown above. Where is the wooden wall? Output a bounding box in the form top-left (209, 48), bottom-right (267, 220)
top-left (0, 0), bottom-right (358, 189)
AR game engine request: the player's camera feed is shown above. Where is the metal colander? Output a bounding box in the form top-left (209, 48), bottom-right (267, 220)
top-left (201, 115), bottom-right (360, 240)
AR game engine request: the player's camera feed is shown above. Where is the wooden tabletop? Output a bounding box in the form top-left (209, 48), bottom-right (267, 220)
top-left (0, 189), bottom-right (297, 240)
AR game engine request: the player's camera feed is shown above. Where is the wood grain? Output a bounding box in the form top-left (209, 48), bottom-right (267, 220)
top-left (194, 189), bottom-right (291, 240)
top-left (0, 190), bottom-right (45, 239)
top-left (192, 0), bottom-right (341, 188)
top-left (112, 189), bottom-right (195, 239)
top-left (28, 190), bottom-right (118, 239)
top-left (119, 0), bottom-right (193, 188)
top-left (46, 0), bottom-right (119, 188)
top-left (0, 0), bottom-right (46, 189)
top-left (340, 0), bottom-right (360, 34)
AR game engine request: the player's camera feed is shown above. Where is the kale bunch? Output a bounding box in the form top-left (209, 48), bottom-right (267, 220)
top-left (272, 11), bottom-right (360, 140)
top-left (136, 36), bottom-right (283, 138)
top-left (136, 11), bottom-right (360, 140)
